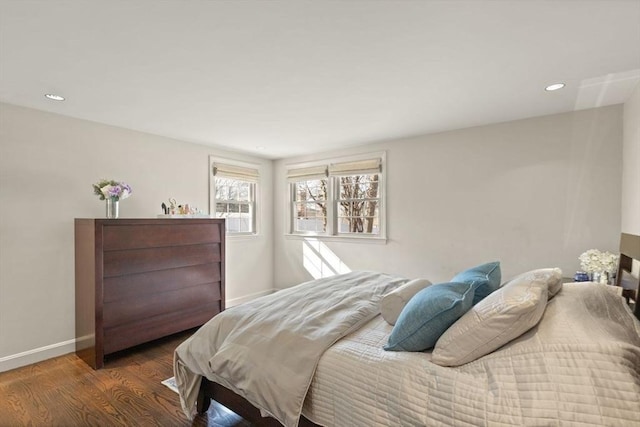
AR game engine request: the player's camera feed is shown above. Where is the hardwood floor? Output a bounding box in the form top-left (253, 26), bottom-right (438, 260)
top-left (0, 329), bottom-right (252, 426)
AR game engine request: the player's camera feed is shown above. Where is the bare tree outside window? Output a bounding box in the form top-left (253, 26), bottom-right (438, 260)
top-left (292, 174), bottom-right (380, 235)
top-left (293, 179), bottom-right (327, 233)
top-left (337, 174), bottom-right (380, 234)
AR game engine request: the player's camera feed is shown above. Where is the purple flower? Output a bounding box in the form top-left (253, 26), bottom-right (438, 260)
top-left (93, 179), bottom-right (133, 201)
top-left (107, 185), bottom-right (122, 198)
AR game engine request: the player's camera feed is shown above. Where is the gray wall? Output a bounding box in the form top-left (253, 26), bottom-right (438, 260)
top-left (273, 106), bottom-right (623, 288)
top-left (0, 103), bottom-right (274, 371)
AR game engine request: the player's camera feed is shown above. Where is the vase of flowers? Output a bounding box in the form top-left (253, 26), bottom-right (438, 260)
top-left (578, 249), bottom-right (619, 284)
top-left (93, 179), bottom-right (132, 219)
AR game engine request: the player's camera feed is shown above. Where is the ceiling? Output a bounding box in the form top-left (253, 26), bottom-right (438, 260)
top-left (1, 1), bottom-right (639, 159)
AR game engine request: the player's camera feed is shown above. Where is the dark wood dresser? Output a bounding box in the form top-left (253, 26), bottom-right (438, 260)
top-left (74, 218), bottom-right (225, 369)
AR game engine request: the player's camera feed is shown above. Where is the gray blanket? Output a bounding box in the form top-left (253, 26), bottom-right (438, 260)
top-left (174, 271), bottom-right (407, 426)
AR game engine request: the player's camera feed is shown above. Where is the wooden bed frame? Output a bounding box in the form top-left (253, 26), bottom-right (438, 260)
top-left (196, 233), bottom-right (640, 425)
top-left (196, 378), bottom-right (320, 426)
top-left (616, 232), bottom-right (640, 320)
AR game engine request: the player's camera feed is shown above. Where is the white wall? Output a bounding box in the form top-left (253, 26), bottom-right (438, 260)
top-left (274, 106), bottom-right (623, 288)
top-left (622, 82), bottom-right (640, 235)
top-left (0, 101), bottom-right (628, 372)
top-left (0, 102), bottom-right (274, 371)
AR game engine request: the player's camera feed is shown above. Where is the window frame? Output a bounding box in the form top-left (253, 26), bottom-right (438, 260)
top-left (287, 152), bottom-right (386, 241)
top-left (333, 175), bottom-right (382, 236)
top-left (291, 178), bottom-right (329, 235)
top-left (209, 156), bottom-right (260, 236)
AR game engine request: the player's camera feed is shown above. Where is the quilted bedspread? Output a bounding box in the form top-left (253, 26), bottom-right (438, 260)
top-left (303, 283), bottom-right (640, 426)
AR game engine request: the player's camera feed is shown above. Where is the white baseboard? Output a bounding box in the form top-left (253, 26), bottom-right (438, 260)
top-left (0, 338), bottom-right (76, 373)
top-left (226, 289), bottom-right (275, 307)
top-left (0, 289), bottom-right (277, 373)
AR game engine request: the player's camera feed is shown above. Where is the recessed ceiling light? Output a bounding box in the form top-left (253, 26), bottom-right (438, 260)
top-left (44, 93), bottom-right (65, 101)
top-left (545, 83), bottom-right (565, 92)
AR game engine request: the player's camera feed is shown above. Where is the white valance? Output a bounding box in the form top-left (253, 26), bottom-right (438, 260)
top-left (286, 165), bottom-right (328, 182)
top-left (212, 163), bottom-right (259, 182)
top-left (328, 158), bottom-right (381, 176)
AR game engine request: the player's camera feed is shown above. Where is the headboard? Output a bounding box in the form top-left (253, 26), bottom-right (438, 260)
top-left (616, 233), bottom-right (640, 320)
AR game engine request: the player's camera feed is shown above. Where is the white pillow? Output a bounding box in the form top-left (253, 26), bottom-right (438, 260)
top-left (544, 267), bottom-right (564, 298)
top-left (379, 278), bottom-right (432, 325)
top-left (431, 268), bottom-right (559, 366)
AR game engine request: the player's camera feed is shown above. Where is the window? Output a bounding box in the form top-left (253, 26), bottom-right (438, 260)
top-left (290, 165), bottom-right (329, 233)
top-left (288, 154), bottom-right (385, 239)
top-left (210, 158), bottom-right (259, 234)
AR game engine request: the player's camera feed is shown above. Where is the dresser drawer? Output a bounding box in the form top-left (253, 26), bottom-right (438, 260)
top-left (103, 244), bottom-right (221, 277)
top-left (103, 223), bottom-right (222, 250)
top-left (103, 303), bottom-right (222, 354)
top-left (103, 263), bottom-right (221, 303)
top-left (103, 281), bottom-right (222, 328)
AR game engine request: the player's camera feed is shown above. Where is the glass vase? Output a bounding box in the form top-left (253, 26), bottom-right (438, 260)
top-left (106, 199), bottom-right (119, 219)
top-left (591, 271), bottom-right (608, 284)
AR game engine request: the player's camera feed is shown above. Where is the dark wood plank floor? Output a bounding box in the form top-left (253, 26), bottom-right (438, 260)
top-left (0, 329), bottom-right (252, 427)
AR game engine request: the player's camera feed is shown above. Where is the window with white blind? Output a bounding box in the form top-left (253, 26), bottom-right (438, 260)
top-left (210, 157), bottom-right (259, 234)
top-left (287, 153), bottom-right (385, 239)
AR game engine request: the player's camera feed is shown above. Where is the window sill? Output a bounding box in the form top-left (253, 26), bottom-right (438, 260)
top-left (227, 233), bottom-right (261, 240)
top-left (284, 233), bottom-right (387, 244)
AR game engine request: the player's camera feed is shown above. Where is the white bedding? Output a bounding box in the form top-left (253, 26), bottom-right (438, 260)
top-left (303, 283), bottom-right (640, 426)
top-left (174, 271), bottom-right (407, 426)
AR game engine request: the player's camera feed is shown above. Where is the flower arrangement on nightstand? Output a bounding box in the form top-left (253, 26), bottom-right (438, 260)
top-left (577, 249), bottom-right (619, 284)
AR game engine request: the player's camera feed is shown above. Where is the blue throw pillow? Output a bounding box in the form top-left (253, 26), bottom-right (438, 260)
top-left (383, 281), bottom-right (475, 352)
top-left (451, 261), bottom-right (501, 305)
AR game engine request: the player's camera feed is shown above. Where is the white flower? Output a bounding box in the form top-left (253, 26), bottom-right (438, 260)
top-left (100, 185), bottom-right (114, 197)
top-left (579, 249), bottom-right (619, 273)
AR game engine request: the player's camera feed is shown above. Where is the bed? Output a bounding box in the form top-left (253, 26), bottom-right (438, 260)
top-left (174, 236), bottom-right (640, 427)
